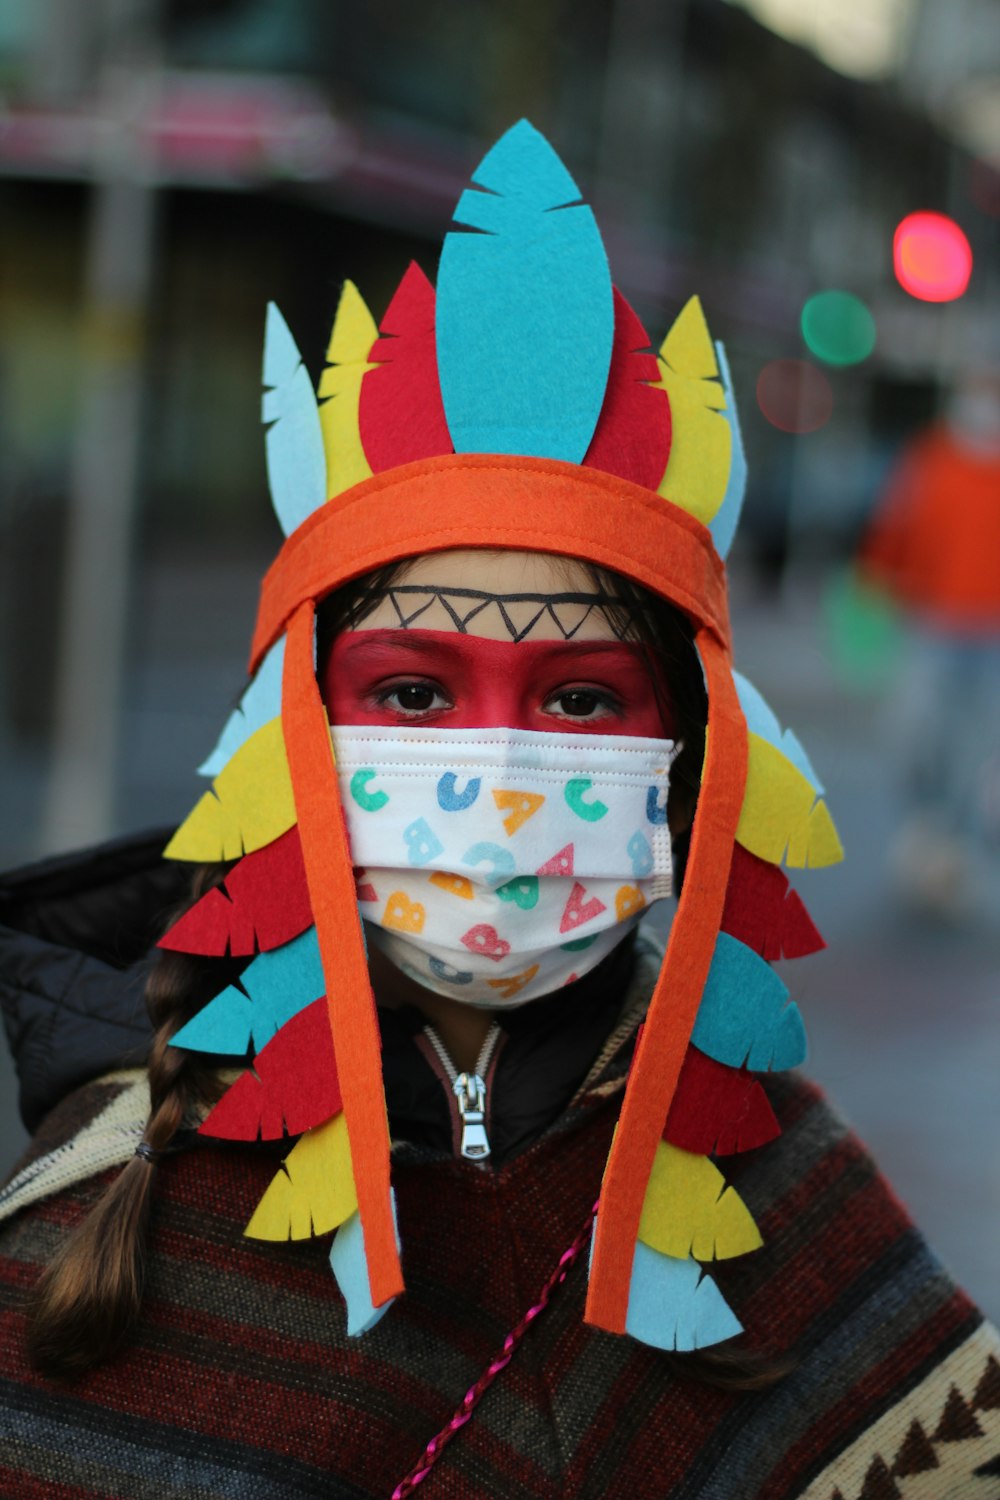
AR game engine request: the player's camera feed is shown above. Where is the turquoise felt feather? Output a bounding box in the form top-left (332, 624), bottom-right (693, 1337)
top-left (692, 932), bottom-right (807, 1072)
top-left (261, 303), bottom-right (328, 537)
top-left (171, 927), bottom-right (323, 1056)
top-left (436, 119), bottom-right (613, 460)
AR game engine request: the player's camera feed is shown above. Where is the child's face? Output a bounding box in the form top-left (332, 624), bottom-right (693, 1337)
top-left (321, 549), bottom-right (672, 739)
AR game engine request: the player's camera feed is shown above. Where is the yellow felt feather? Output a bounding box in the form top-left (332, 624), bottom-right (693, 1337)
top-left (637, 1140), bottom-right (762, 1261)
top-left (244, 1111), bottom-right (357, 1241)
top-left (737, 733), bottom-right (844, 869)
top-left (654, 296), bottom-right (732, 526)
top-left (317, 280), bottom-right (378, 497)
top-left (164, 717), bottom-right (295, 863)
top-left (661, 296), bottom-right (726, 385)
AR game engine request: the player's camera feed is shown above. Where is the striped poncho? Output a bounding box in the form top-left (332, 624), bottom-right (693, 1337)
top-left (1, 938), bottom-right (997, 1500)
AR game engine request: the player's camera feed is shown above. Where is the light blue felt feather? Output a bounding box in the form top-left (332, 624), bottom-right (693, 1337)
top-left (589, 1223), bottom-right (741, 1351)
top-left (626, 1241), bottom-right (742, 1352)
top-left (692, 933), bottom-right (807, 1072)
top-left (171, 927), bottom-right (323, 1056)
top-left (708, 342), bottom-right (747, 560)
top-left (330, 1191), bottom-right (401, 1336)
top-left (436, 119), bottom-right (613, 460)
top-left (262, 302), bottom-right (328, 537)
top-left (733, 671), bottom-right (823, 793)
top-left (198, 638), bottom-right (286, 778)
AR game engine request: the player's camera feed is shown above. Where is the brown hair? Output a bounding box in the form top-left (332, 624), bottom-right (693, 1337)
top-left (26, 866), bottom-right (232, 1375)
top-left (27, 558), bottom-right (784, 1390)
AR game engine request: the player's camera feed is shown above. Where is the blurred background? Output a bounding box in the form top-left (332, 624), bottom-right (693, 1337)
top-left (0, 0), bottom-right (997, 1318)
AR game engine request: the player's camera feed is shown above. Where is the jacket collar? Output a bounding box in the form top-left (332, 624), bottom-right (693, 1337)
top-left (0, 939), bottom-right (660, 1221)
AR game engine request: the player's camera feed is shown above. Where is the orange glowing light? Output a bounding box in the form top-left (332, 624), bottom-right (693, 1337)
top-left (893, 212), bottom-right (972, 302)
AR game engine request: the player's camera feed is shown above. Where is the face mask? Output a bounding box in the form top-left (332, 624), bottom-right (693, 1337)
top-left (333, 724), bottom-right (678, 1007)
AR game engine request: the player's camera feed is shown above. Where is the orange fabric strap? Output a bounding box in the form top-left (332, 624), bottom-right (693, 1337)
top-left (281, 601), bottom-right (403, 1307)
top-left (267, 456), bottom-right (741, 1327)
top-left (251, 454), bottom-right (730, 671)
top-left (585, 628), bottom-right (748, 1332)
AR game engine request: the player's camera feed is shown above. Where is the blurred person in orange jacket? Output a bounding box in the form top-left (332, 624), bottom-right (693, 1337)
top-left (858, 370), bottom-right (1000, 920)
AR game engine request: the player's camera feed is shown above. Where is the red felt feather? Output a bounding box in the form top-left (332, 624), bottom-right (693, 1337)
top-left (199, 997), bottom-right (341, 1141)
top-left (159, 826), bottom-right (312, 958)
top-left (721, 843), bottom-right (825, 961)
top-left (664, 1045), bottom-right (780, 1156)
top-left (583, 288), bottom-right (671, 488)
top-left (359, 261), bottom-right (453, 471)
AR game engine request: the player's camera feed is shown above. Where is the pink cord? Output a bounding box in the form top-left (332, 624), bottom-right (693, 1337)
top-left (391, 1200), bottom-right (599, 1499)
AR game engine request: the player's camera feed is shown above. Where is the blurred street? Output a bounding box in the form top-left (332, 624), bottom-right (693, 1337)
top-left (732, 577), bottom-right (1000, 1329)
top-left (1, 553), bottom-right (997, 1322)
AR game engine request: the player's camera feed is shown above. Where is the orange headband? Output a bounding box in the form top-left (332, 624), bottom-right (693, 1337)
top-left (251, 455), bottom-right (731, 671)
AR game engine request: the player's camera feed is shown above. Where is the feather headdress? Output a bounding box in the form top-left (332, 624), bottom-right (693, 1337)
top-left (162, 120), bottom-right (842, 1350)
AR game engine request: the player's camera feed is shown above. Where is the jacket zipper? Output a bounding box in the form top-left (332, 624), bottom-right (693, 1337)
top-left (421, 1021), bottom-right (502, 1163)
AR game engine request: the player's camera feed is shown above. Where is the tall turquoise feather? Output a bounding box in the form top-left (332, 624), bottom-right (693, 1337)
top-left (436, 120), bottom-right (614, 460)
top-left (262, 303), bottom-right (328, 537)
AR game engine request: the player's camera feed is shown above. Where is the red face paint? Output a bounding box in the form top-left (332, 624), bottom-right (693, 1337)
top-left (322, 629), bottom-right (672, 737)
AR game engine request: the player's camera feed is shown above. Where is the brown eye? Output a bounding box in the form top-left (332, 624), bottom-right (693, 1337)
top-left (557, 691), bottom-right (601, 717)
top-left (542, 685), bottom-right (620, 722)
top-left (374, 679), bottom-right (451, 718)
top-left (395, 685), bottom-right (437, 711)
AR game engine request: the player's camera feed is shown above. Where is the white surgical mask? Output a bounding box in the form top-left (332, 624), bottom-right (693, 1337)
top-left (332, 724), bottom-right (678, 1007)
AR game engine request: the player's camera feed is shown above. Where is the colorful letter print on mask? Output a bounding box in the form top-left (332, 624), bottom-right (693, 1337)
top-left (337, 723), bottom-right (676, 1006)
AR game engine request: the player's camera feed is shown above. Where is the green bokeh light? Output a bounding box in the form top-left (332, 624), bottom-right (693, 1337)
top-left (801, 290), bottom-right (876, 366)
top-left (822, 567), bottom-right (901, 692)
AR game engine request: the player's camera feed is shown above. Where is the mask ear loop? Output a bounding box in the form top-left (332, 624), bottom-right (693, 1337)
top-left (281, 598), bottom-right (404, 1311)
top-left (585, 626), bottom-right (747, 1334)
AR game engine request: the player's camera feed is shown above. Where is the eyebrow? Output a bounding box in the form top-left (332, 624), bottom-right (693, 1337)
top-left (335, 632), bottom-right (468, 661)
top-left (334, 629), bottom-right (648, 665)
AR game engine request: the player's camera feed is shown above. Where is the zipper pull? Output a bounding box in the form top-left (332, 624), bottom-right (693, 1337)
top-left (453, 1072), bottom-right (490, 1161)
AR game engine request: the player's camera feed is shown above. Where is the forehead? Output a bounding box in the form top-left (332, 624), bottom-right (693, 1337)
top-left (356, 549), bottom-right (623, 642)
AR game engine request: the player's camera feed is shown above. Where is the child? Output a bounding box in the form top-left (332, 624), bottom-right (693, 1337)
top-left (2, 121), bottom-right (997, 1500)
